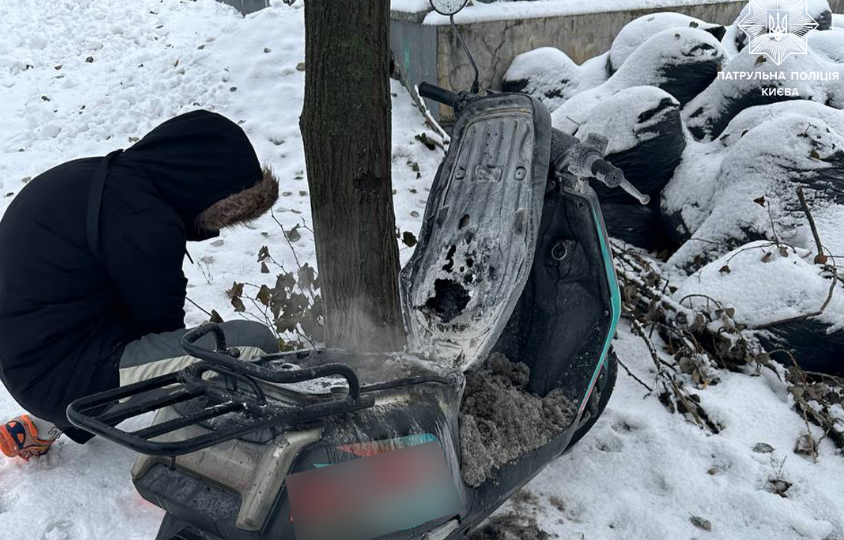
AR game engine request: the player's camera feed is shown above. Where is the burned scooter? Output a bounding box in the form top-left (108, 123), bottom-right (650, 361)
top-left (67, 1), bottom-right (649, 538)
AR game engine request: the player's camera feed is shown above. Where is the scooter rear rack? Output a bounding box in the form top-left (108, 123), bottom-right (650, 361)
top-left (66, 323), bottom-right (377, 457)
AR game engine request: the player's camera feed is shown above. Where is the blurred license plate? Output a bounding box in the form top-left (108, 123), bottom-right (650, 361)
top-left (286, 441), bottom-right (462, 540)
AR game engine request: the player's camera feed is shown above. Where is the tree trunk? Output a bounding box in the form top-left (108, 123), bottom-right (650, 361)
top-left (300, 0), bottom-right (406, 352)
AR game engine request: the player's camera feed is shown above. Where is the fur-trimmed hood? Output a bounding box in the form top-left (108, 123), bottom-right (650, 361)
top-left (195, 168), bottom-right (279, 233)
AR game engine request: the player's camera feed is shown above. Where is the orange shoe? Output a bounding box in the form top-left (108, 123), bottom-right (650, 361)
top-left (0, 415), bottom-right (56, 460)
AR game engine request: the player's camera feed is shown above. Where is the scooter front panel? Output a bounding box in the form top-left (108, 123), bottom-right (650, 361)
top-left (494, 186), bottom-right (618, 402)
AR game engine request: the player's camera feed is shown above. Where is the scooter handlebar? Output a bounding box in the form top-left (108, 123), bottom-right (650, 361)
top-left (418, 82), bottom-right (459, 109)
top-left (591, 159), bottom-right (624, 188)
top-left (592, 158), bottom-right (651, 205)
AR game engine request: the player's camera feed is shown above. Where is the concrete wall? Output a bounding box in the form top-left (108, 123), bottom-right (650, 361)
top-left (391, 2), bottom-right (753, 121)
top-left (218, 0), bottom-right (269, 15)
top-left (436, 1), bottom-right (844, 94)
top-left (434, 2), bottom-right (746, 101)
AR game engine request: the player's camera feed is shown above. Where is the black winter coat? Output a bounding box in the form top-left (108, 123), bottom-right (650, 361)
top-left (0, 110), bottom-right (262, 442)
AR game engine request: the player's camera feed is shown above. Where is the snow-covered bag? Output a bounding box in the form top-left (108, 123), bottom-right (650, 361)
top-left (807, 28), bottom-right (844, 64)
top-left (665, 111), bottom-right (844, 272)
top-left (502, 48), bottom-right (608, 112)
top-left (551, 27), bottom-right (724, 134)
top-left (608, 12), bottom-right (726, 73)
top-left (663, 100), bottom-right (844, 246)
top-left (683, 50), bottom-right (844, 141)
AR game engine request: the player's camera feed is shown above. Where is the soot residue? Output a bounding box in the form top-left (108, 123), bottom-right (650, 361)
top-left (459, 353), bottom-right (575, 487)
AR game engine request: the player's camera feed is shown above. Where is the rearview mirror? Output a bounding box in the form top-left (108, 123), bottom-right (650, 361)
top-left (429, 0), bottom-right (469, 16)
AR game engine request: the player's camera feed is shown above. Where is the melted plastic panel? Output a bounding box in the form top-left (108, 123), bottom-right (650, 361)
top-left (402, 94), bottom-right (551, 371)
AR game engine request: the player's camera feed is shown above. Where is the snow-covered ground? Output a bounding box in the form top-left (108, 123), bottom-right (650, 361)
top-left (0, 1), bottom-right (842, 539)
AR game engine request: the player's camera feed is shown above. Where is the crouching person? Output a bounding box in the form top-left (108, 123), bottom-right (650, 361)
top-left (0, 110), bottom-right (280, 459)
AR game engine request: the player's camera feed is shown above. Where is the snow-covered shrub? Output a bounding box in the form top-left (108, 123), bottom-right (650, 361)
top-left (674, 241), bottom-right (844, 373)
top-left (683, 47), bottom-right (844, 141)
top-left (501, 48), bottom-right (608, 112)
top-left (551, 27), bottom-right (724, 134)
top-left (609, 12), bottom-right (726, 72)
top-left (665, 113), bottom-right (844, 272)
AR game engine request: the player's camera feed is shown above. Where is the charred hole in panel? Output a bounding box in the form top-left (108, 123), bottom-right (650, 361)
top-left (424, 279), bottom-right (471, 323)
top-left (464, 255), bottom-right (476, 285)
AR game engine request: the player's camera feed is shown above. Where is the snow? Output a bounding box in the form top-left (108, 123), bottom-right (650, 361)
top-left (608, 11), bottom-right (723, 71)
top-left (808, 28), bottom-right (844, 63)
top-left (503, 46), bottom-right (580, 86)
top-left (525, 328), bottom-right (843, 540)
top-left (808, 0), bottom-right (834, 17)
top-left (720, 100), bottom-right (844, 143)
top-left (664, 110), bottom-right (844, 271)
top-left (682, 50), bottom-right (844, 141)
top-left (2, 1), bottom-right (844, 539)
top-left (573, 86), bottom-right (678, 154)
top-left (721, 22), bottom-right (743, 60)
top-left (391, 0), bottom-right (434, 14)
top-left (662, 100), bottom-right (844, 245)
top-left (674, 241), bottom-right (844, 331)
top-left (502, 47), bottom-right (607, 112)
top-left (550, 27), bottom-right (723, 133)
top-left (660, 138), bottom-right (720, 239)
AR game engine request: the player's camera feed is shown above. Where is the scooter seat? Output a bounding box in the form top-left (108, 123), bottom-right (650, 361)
top-left (401, 93), bottom-right (552, 373)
